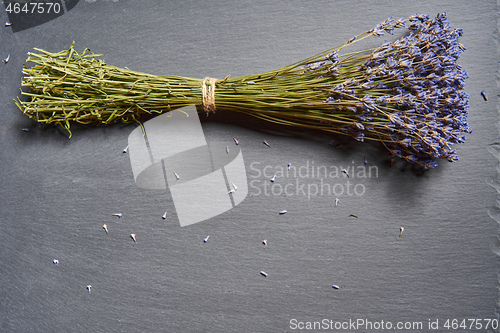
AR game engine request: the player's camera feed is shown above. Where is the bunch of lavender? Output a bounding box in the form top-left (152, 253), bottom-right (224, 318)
top-left (16, 13), bottom-right (470, 168)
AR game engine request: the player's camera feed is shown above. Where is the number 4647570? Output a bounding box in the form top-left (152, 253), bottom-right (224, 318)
top-left (443, 318), bottom-right (499, 330)
top-left (5, 2), bottom-right (61, 14)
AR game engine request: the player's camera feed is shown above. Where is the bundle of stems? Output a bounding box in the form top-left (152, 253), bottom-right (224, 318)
top-left (16, 13), bottom-right (470, 169)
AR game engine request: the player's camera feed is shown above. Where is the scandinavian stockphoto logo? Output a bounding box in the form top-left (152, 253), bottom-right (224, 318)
top-left (127, 105), bottom-right (248, 227)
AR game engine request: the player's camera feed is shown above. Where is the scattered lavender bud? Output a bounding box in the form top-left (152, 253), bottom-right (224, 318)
top-left (481, 90), bottom-right (488, 101)
top-left (342, 168), bottom-right (350, 178)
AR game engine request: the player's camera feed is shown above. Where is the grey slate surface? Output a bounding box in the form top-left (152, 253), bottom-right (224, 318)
top-left (0, 1), bottom-right (499, 332)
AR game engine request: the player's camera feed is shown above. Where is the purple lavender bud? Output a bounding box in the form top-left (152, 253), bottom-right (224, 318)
top-left (361, 95), bottom-right (375, 104)
top-left (328, 67), bottom-right (340, 77)
top-left (353, 122), bottom-right (365, 130)
top-left (371, 28), bottom-right (384, 37)
top-left (395, 18), bottom-right (405, 28)
top-left (361, 82), bottom-right (373, 90)
top-left (376, 95), bottom-right (389, 105)
top-left (326, 51), bottom-right (338, 62)
top-left (354, 133), bottom-right (364, 142)
top-left (408, 14), bottom-right (419, 22)
top-left (397, 58), bottom-right (411, 68)
top-left (400, 138), bottom-right (412, 147)
top-left (384, 27), bottom-right (394, 35)
top-left (385, 57), bottom-right (397, 69)
top-left (417, 14), bottom-right (429, 22)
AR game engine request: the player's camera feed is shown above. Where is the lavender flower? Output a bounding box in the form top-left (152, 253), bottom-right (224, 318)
top-left (320, 13), bottom-right (470, 169)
